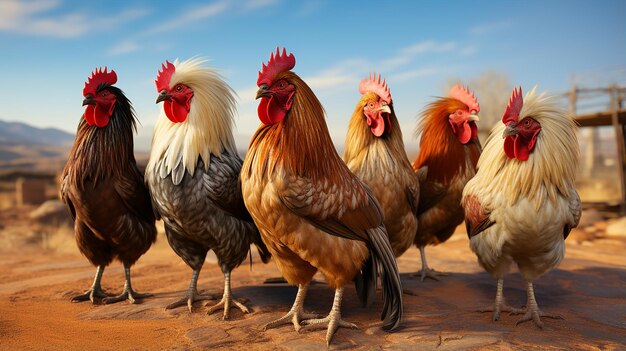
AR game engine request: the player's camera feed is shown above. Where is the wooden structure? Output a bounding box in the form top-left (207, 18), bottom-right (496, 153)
top-left (568, 85), bottom-right (626, 214)
top-left (16, 177), bottom-right (47, 206)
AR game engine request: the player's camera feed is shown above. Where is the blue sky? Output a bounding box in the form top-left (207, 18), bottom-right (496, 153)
top-left (0, 0), bottom-right (624, 151)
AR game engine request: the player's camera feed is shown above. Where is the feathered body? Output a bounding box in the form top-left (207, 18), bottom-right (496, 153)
top-left (462, 87), bottom-right (581, 327)
top-left (344, 77), bottom-right (419, 257)
top-left (61, 69), bottom-right (156, 304)
top-left (241, 49), bottom-right (402, 344)
top-left (412, 88), bottom-right (481, 280)
top-left (145, 58), bottom-right (269, 318)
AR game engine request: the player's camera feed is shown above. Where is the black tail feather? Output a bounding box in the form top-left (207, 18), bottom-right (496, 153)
top-left (254, 237), bottom-right (272, 264)
top-left (367, 225), bottom-right (403, 331)
top-left (354, 256), bottom-right (377, 308)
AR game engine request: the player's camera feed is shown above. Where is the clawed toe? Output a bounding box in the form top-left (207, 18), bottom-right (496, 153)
top-left (104, 289), bottom-right (152, 304)
top-left (516, 309), bottom-right (564, 329)
top-left (300, 314), bottom-right (359, 346)
top-left (412, 268), bottom-right (447, 281)
top-left (70, 287), bottom-right (110, 304)
top-left (206, 295), bottom-right (250, 320)
top-left (166, 291), bottom-right (218, 312)
top-left (263, 310), bottom-right (320, 332)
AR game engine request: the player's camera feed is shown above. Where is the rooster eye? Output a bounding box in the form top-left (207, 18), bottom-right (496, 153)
top-left (176, 85), bottom-right (182, 91)
top-left (279, 82), bottom-right (285, 88)
top-left (369, 103), bottom-right (374, 108)
top-left (101, 92), bottom-right (107, 97)
top-left (524, 119), bottom-right (530, 126)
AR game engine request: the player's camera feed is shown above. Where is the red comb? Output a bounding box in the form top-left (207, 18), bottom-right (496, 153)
top-left (155, 60), bottom-right (176, 92)
top-left (83, 67), bottom-right (117, 97)
top-left (359, 73), bottom-right (391, 104)
top-left (502, 87), bottom-right (523, 124)
top-left (450, 84), bottom-right (480, 113)
top-left (257, 47), bottom-right (296, 87)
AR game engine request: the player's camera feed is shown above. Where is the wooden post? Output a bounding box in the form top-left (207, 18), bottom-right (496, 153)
top-left (610, 85), bottom-right (626, 214)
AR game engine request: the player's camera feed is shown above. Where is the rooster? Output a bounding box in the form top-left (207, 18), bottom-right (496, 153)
top-left (412, 85), bottom-right (481, 280)
top-left (145, 58), bottom-right (270, 319)
top-left (61, 68), bottom-right (156, 304)
top-left (343, 73), bottom-right (419, 258)
top-left (241, 48), bottom-right (402, 345)
top-left (462, 87), bottom-right (581, 328)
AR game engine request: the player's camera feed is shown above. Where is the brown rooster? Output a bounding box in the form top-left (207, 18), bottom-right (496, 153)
top-left (241, 48), bottom-right (402, 345)
top-left (61, 68), bottom-right (156, 304)
top-left (412, 85), bottom-right (481, 280)
top-left (344, 73), bottom-right (419, 258)
top-left (463, 87), bottom-right (581, 328)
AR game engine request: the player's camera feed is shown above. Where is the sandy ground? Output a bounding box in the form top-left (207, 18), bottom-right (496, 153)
top-left (0, 226), bottom-right (625, 350)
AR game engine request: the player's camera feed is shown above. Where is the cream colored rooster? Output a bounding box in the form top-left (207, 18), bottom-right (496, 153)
top-left (462, 86), bottom-right (581, 328)
top-left (344, 73), bottom-right (419, 258)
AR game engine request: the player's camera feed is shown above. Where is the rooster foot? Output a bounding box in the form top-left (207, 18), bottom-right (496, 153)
top-left (103, 288), bottom-right (152, 305)
top-left (206, 293), bottom-right (250, 320)
top-left (413, 268), bottom-right (448, 281)
top-left (300, 312), bottom-right (359, 346)
top-left (70, 287), bottom-right (110, 304)
top-left (516, 307), bottom-right (563, 329)
top-left (477, 302), bottom-right (525, 321)
top-left (263, 309), bottom-right (321, 332)
top-left (166, 290), bottom-right (219, 313)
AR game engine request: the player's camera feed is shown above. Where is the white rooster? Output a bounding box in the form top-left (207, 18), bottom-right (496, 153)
top-left (462, 86), bottom-right (581, 328)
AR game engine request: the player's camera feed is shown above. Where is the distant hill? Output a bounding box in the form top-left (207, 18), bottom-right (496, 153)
top-left (0, 119), bottom-right (75, 174)
top-left (0, 120), bottom-right (74, 147)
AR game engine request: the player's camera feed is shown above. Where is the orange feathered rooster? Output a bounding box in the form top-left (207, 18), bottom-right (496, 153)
top-left (412, 85), bottom-right (481, 280)
top-left (241, 48), bottom-right (402, 345)
top-left (344, 73), bottom-right (419, 258)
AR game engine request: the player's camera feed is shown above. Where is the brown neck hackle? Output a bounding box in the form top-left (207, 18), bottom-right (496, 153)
top-left (247, 71), bottom-right (349, 185)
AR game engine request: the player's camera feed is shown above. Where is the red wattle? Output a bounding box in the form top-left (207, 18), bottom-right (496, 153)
top-left (84, 105), bottom-right (96, 126)
top-left (164, 100), bottom-right (189, 123)
top-left (93, 104), bottom-right (110, 127)
top-left (370, 116), bottom-right (385, 137)
top-left (514, 136), bottom-right (530, 161)
top-left (450, 120), bottom-right (473, 144)
top-left (258, 96), bottom-right (286, 125)
top-left (258, 97), bottom-right (271, 125)
top-left (504, 136), bottom-right (516, 159)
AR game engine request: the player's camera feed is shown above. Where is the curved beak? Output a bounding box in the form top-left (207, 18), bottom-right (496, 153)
top-left (156, 90), bottom-right (171, 104)
top-left (82, 95), bottom-right (95, 106)
top-left (256, 85), bottom-right (269, 100)
top-left (467, 113), bottom-right (480, 122)
top-left (377, 105), bottom-right (391, 114)
top-left (502, 123), bottom-right (518, 138)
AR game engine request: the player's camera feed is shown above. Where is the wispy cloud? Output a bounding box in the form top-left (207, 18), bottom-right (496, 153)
top-left (390, 66), bottom-right (456, 82)
top-left (469, 20), bottom-right (513, 35)
top-left (0, 0), bottom-right (147, 38)
top-left (108, 0), bottom-right (278, 56)
top-left (107, 39), bottom-right (140, 56)
top-left (244, 0), bottom-right (280, 10)
top-left (138, 1), bottom-right (231, 37)
top-left (382, 41), bottom-right (457, 71)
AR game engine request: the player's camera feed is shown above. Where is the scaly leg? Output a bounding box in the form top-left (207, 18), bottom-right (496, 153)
top-left (477, 278), bottom-right (524, 321)
top-left (166, 268), bottom-right (218, 312)
top-left (206, 270), bottom-right (250, 320)
top-left (71, 265), bottom-right (109, 303)
top-left (300, 287), bottom-right (359, 346)
top-left (263, 282), bottom-right (320, 332)
top-left (516, 281), bottom-right (563, 328)
top-left (103, 265), bottom-right (152, 304)
top-left (412, 246), bottom-right (448, 281)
